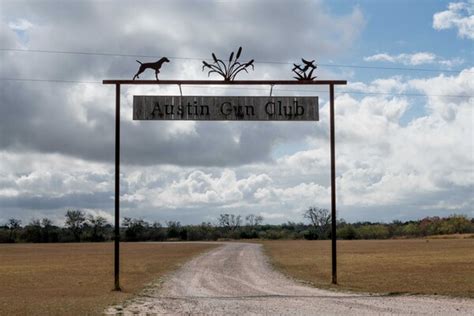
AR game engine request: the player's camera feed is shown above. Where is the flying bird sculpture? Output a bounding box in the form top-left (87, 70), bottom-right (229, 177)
top-left (292, 58), bottom-right (317, 81)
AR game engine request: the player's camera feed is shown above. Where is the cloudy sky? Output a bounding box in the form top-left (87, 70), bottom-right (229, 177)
top-left (0, 0), bottom-right (473, 226)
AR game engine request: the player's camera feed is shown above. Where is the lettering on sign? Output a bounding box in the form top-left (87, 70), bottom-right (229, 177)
top-left (133, 96), bottom-right (318, 121)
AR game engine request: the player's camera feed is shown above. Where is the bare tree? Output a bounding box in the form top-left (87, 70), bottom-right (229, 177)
top-left (7, 218), bottom-right (22, 242)
top-left (218, 214), bottom-right (242, 231)
top-left (87, 215), bottom-right (108, 241)
top-left (245, 214), bottom-right (263, 227)
top-left (123, 217), bottom-right (149, 241)
top-left (41, 218), bottom-right (53, 228)
top-left (165, 220), bottom-right (181, 239)
top-left (303, 207), bottom-right (331, 238)
top-left (41, 218), bottom-right (54, 242)
top-left (65, 209), bottom-right (86, 242)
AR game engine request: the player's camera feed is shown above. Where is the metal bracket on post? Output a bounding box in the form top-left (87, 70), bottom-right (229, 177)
top-left (269, 84), bottom-right (274, 97)
top-left (178, 84), bottom-right (183, 97)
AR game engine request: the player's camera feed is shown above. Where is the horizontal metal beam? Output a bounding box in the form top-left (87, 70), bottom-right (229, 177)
top-left (102, 80), bottom-right (347, 85)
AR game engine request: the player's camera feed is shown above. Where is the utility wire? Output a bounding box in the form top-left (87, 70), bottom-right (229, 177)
top-left (1, 77), bottom-right (472, 98)
top-left (1, 48), bottom-right (472, 74)
top-left (0, 78), bottom-right (101, 84)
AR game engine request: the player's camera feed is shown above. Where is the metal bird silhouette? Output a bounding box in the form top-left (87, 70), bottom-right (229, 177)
top-left (292, 58), bottom-right (317, 81)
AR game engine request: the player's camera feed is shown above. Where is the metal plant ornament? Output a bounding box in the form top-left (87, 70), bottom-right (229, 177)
top-left (292, 58), bottom-right (317, 81)
top-left (202, 47), bottom-right (254, 81)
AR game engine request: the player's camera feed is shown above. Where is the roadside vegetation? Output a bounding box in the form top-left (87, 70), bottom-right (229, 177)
top-left (1, 208), bottom-right (473, 243)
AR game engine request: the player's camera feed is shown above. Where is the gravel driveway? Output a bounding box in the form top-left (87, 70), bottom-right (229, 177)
top-left (105, 242), bottom-right (473, 315)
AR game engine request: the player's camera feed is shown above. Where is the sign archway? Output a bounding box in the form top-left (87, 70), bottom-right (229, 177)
top-left (104, 64), bottom-right (346, 291)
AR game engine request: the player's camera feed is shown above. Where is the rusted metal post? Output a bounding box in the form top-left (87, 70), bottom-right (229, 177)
top-left (329, 84), bottom-right (337, 285)
top-left (114, 84), bottom-right (121, 291)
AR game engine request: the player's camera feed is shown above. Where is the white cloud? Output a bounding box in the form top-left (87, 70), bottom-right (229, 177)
top-left (0, 1), bottom-right (472, 225)
top-left (364, 52), bottom-right (464, 67)
top-left (83, 209), bottom-right (115, 223)
top-left (8, 18), bottom-right (33, 31)
top-left (1, 68), bottom-right (472, 224)
top-left (348, 77), bottom-right (408, 94)
top-left (123, 67), bottom-right (473, 218)
top-left (438, 57), bottom-right (465, 68)
top-left (408, 52), bottom-right (437, 65)
top-left (0, 188), bottom-right (19, 198)
top-left (334, 70), bottom-right (473, 210)
top-left (409, 67), bottom-right (474, 120)
top-left (130, 169), bottom-right (272, 209)
top-left (0, 152), bottom-right (112, 198)
top-left (433, 1), bottom-right (474, 39)
top-left (259, 212), bottom-right (286, 219)
top-left (0, 0), bottom-right (365, 167)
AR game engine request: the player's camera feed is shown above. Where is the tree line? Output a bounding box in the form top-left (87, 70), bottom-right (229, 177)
top-left (1, 208), bottom-right (472, 243)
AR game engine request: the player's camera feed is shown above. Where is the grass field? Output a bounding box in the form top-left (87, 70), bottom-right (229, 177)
top-left (0, 242), bottom-right (217, 315)
top-left (261, 239), bottom-right (474, 298)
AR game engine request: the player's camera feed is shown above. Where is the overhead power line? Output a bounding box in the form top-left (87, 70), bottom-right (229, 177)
top-left (1, 77), bottom-right (472, 98)
top-left (1, 48), bottom-right (472, 74)
top-left (0, 78), bottom-right (101, 84)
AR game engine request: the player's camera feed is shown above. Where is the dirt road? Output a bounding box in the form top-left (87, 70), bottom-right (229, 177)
top-left (106, 243), bottom-right (473, 315)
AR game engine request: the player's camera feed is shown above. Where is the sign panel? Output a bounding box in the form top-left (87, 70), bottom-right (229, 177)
top-left (133, 96), bottom-right (318, 121)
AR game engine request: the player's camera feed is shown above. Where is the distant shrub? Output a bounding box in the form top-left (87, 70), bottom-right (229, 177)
top-left (166, 221), bottom-right (182, 239)
top-left (22, 222), bottom-right (42, 243)
top-left (356, 225), bottom-right (390, 239)
top-left (259, 229), bottom-right (287, 240)
top-left (2, 211), bottom-right (473, 243)
top-left (337, 225), bottom-right (356, 240)
top-left (123, 217), bottom-right (149, 241)
top-left (444, 215), bottom-right (473, 234)
top-left (148, 223), bottom-right (166, 241)
top-left (186, 226), bottom-right (205, 241)
top-left (240, 229), bottom-right (259, 239)
top-left (401, 223), bottom-right (421, 237)
top-left (0, 229), bottom-right (10, 243)
top-left (303, 229), bottom-right (319, 240)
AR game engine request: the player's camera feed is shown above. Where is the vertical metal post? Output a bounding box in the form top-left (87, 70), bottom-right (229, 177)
top-left (329, 84), bottom-right (337, 285)
top-left (114, 84), bottom-right (121, 291)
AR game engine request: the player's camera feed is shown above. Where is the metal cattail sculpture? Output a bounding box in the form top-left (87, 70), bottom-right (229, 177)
top-left (202, 47), bottom-right (254, 81)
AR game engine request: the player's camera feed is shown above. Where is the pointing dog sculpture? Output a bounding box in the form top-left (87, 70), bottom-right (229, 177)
top-left (133, 57), bottom-right (170, 80)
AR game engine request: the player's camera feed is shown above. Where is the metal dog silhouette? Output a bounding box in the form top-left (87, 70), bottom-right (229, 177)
top-left (133, 57), bottom-right (170, 80)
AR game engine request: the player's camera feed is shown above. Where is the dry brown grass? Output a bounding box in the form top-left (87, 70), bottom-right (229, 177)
top-left (261, 239), bottom-right (474, 298)
top-left (426, 233), bottom-right (474, 239)
top-left (0, 242), bottom-right (217, 315)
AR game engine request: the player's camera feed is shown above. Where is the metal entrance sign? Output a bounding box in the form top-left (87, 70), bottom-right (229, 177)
top-left (104, 48), bottom-right (346, 292)
top-left (104, 80), bottom-right (346, 292)
top-left (133, 96), bottom-right (318, 121)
